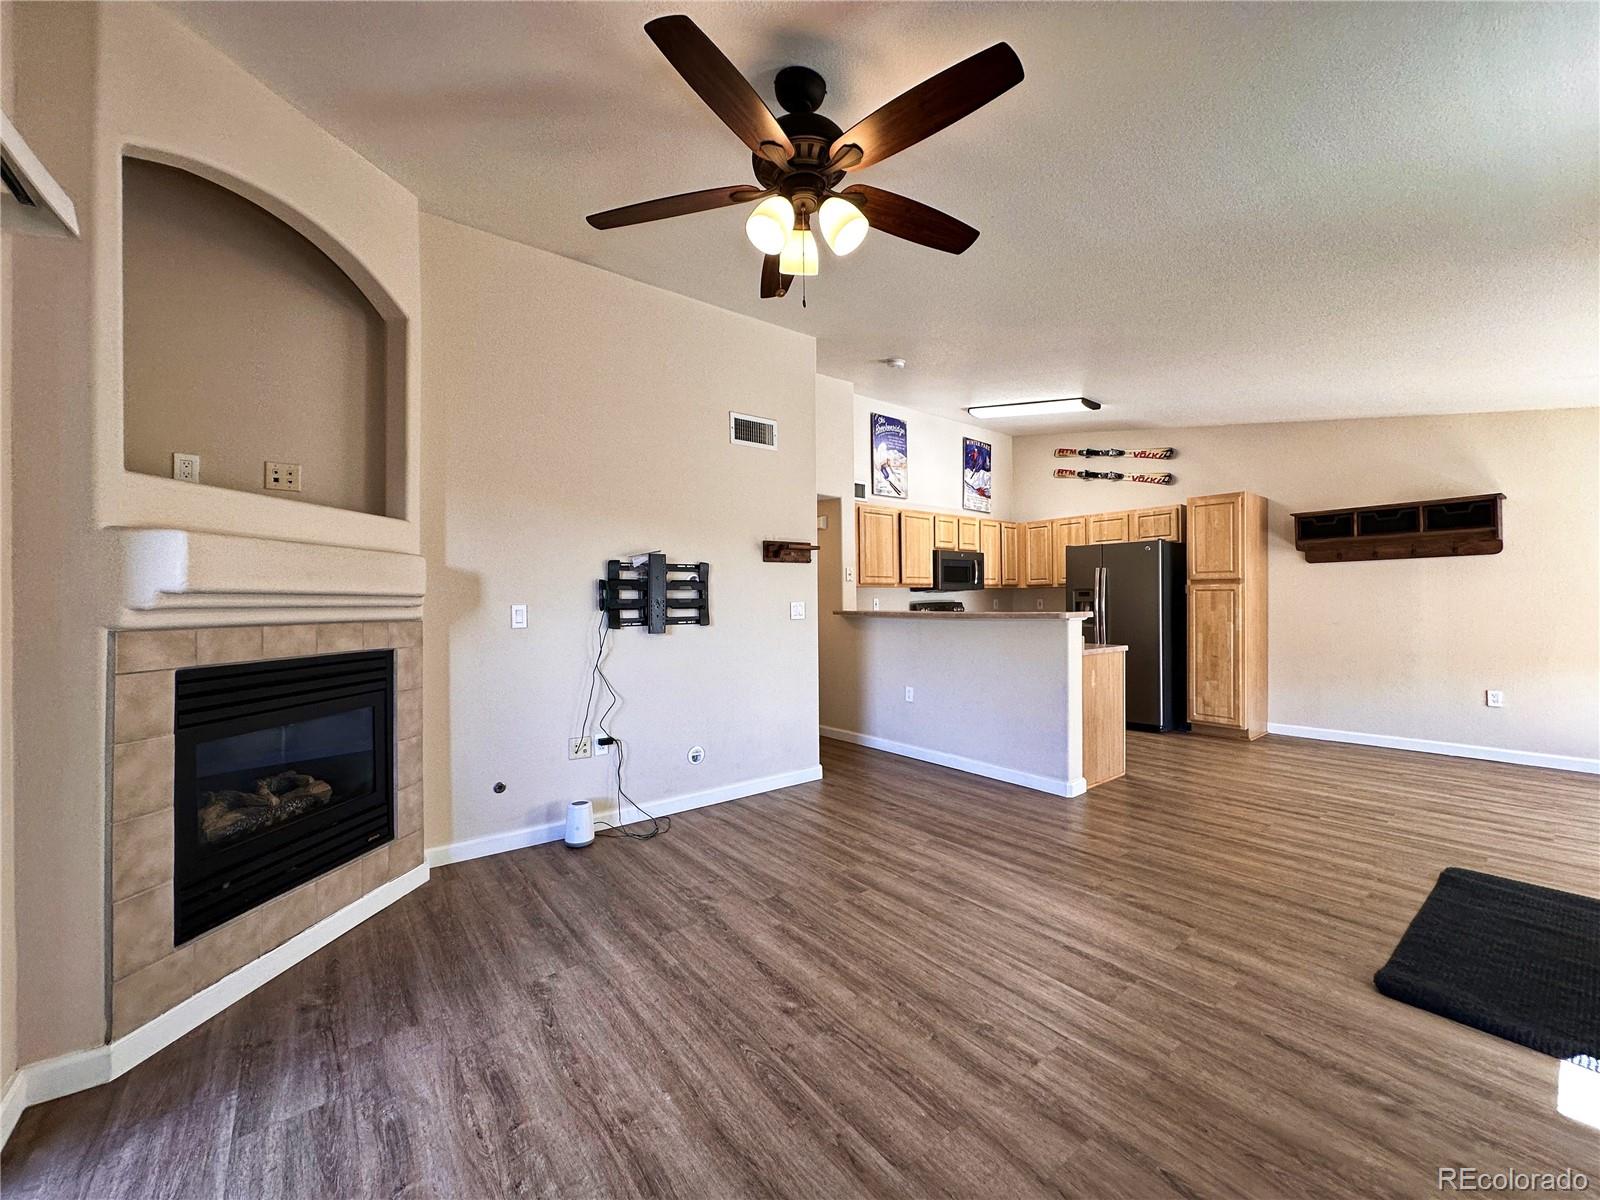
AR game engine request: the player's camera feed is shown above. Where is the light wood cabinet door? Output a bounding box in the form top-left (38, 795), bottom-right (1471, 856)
top-left (957, 516), bottom-right (981, 551)
top-left (900, 510), bottom-right (935, 588)
top-left (1089, 511), bottom-right (1131, 544)
top-left (1134, 505), bottom-right (1182, 542)
top-left (1189, 493), bottom-right (1245, 579)
top-left (933, 513), bottom-right (959, 550)
top-left (1050, 518), bottom-right (1087, 586)
top-left (1000, 522), bottom-right (1021, 587)
top-left (1188, 583), bottom-right (1243, 726)
top-left (856, 504), bottom-right (900, 586)
top-left (979, 520), bottom-right (1001, 586)
top-left (1023, 522), bottom-right (1053, 587)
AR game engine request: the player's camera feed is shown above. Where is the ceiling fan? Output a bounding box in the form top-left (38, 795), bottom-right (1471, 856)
top-left (586, 15), bottom-right (1023, 300)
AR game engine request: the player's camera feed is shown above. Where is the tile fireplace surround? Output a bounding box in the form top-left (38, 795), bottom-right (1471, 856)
top-left (108, 620), bottom-right (423, 1038)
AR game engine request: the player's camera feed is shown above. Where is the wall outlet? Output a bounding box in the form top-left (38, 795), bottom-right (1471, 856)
top-left (264, 461), bottom-right (302, 492)
top-left (845, 566), bottom-right (854, 583)
top-left (905, 686), bottom-right (915, 702)
top-left (172, 453), bottom-right (200, 483)
top-left (992, 598), bottom-right (1001, 610)
top-left (790, 600), bottom-right (806, 620)
top-left (1485, 689), bottom-right (1505, 708)
top-left (1036, 598), bottom-right (1044, 610)
top-left (871, 597), bottom-right (881, 611)
top-left (595, 737), bottom-right (611, 757)
top-left (510, 603), bottom-right (528, 629)
top-left (568, 736), bottom-right (592, 760)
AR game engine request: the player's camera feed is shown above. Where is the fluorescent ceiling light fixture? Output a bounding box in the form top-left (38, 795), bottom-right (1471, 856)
top-left (966, 397), bottom-right (1102, 419)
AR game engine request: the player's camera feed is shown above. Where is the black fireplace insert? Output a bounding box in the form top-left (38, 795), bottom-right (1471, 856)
top-left (173, 650), bottom-right (394, 943)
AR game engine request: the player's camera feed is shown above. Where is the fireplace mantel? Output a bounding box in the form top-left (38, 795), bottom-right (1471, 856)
top-left (110, 528), bottom-right (426, 627)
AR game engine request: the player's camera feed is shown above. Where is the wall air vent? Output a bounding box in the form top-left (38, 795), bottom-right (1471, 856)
top-left (729, 412), bottom-right (777, 450)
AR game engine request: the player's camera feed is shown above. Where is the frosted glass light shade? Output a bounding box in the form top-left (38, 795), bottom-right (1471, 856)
top-left (818, 196), bottom-right (869, 255)
top-left (744, 195), bottom-right (794, 255)
top-left (779, 228), bottom-right (819, 276)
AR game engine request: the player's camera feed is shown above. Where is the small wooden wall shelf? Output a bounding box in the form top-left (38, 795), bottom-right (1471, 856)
top-left (762, 540), bottom-right (820, 564)
top-left (1292, 493), bottom-right (1504, 562)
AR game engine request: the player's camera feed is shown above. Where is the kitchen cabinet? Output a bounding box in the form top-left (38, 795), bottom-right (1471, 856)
top-left (1083, 647), bottom-right (1128, 788)
top-left (999, 522), bottom-right (1021, 587)
top-left (1050, 517), bottom-right (1087, 586)
top-left (1134, 504), bottom-right (1183, 542)
top-left (1188, 493), bottom-right (1245, 579)
top-left (856, 504), bottom-right (901, 587)
top-left (933, 513), bottom-right (959, 551)
top-left (1023, 522), bottom-right (1053, 587)
top-left (957, 516), bottom-right (981, 552)
top-left (979, 520), bottom-right (1001, 587)
top-left (1185, 492), bottom-right (1267, 738)
top-left (900, 510), bottom-right (936, 588)
top-left (1089, 510), bottom-right (1131, 544)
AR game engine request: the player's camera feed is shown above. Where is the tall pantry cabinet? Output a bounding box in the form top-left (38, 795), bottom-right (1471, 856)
top-left (1186, 492), bottom-right (1268, 739)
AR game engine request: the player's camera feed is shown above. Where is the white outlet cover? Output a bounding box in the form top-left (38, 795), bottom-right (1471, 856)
top-left (905, 686), bottom-right (914, 702)
top-left (790, 600), bottom-right (805, 620)
top-left (172, 452), bottom-right (200, 482)
top-left (872, 597), bottom-right (881, 610)
top-left (510, 603), bottom-right (528, 629)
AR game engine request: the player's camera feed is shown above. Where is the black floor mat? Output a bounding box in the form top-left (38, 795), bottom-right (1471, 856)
top-left (1375, 868), bottom-right (1600, 1061)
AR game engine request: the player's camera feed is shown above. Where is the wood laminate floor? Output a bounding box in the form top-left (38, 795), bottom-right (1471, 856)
top-left (5, 733), bottom-right (1598, 1199)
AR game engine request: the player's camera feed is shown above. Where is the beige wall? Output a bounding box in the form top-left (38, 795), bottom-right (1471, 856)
top-left (421, 212), bottom-right (821, 851)
top-left (1012, 408), bottom-right (1600, 761)
top-left (122, 158), bottom-right (389, 515)
top-left (1, 0), bottom-right (18, 1099)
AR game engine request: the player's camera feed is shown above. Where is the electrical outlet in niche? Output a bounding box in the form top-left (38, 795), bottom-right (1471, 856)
top-left (264, 461), bottom-right (302, 493)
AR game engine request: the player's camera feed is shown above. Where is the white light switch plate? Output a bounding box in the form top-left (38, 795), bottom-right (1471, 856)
top-left (790, 601), bottom-right (806, 620)
top-left (510, 604), bottom-right (528, 629)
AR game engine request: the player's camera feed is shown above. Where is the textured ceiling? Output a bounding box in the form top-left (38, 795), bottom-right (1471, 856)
top-left (168, 1), bottom-right (1599, 433)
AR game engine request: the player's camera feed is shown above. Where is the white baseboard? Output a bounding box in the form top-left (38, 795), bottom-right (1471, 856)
top-left (1, 864), bottom-right (430, 1148)
top-left (0, 1070), bottom-right (24, 1151)
top-left (425, 764), bottom-right (826, 867)
top-left (820, 726), bottom-right (1083, 798)
top-left (1266, 723), bottom-right (1599, 775)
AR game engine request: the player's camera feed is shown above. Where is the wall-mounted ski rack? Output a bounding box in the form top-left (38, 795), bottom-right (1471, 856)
top-left (598, 553), bottom-right (710, 633)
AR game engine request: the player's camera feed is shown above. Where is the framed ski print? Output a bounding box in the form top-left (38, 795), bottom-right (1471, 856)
top-left (870, 413), bottom-right (907, 499)
top-left (962, 438), bottom-right (992, 512)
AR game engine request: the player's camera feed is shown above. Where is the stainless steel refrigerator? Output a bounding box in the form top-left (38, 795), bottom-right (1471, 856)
top-left (1065, 539), bottom-right (1186, 731)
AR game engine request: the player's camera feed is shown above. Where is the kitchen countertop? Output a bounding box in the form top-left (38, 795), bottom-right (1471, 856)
top-left (1084, 644), bottom-right (1129, 654)
top-left (834, 610), bottom-right (1093, 621)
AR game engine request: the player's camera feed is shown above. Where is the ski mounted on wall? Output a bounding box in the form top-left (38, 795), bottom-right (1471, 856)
top-left (1055, 468), bottom-right (1175, 485)
top-left (1054, 447), bottom-right (1175, 459)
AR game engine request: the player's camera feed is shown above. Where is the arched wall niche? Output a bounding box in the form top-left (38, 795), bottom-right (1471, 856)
top-left (120, 150), bottom-right (408, 518)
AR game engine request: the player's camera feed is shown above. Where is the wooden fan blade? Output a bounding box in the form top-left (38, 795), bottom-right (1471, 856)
top-left (760, 254), bottom-right (793, 299)
top-left (645, 16), bottom-right (794, 160)
top-left (830, 43), bottom-right (1023, 172)
top-left (587, 185), bottom-right (764, 230)
top-left (839, 185), bottom-right (979, 254)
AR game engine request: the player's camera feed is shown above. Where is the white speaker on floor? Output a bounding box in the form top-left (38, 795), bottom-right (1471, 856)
top-left (564, 799), bottom-right (595, 848)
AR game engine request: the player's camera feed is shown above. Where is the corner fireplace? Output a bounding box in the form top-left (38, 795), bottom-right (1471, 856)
top-left (173, 650), bottom-right (395, 943)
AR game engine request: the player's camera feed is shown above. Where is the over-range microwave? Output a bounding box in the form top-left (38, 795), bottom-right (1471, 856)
top-left (915, 549), bottom-right (984, 592)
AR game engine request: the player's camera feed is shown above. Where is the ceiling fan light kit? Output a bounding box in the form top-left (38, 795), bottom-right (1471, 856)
top-left (745, 194), bottom-right (794, 255)
top-left (968, 398), bottom-right (1103, 420)
top-left (586, 14), bottom-right (1023, 302)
